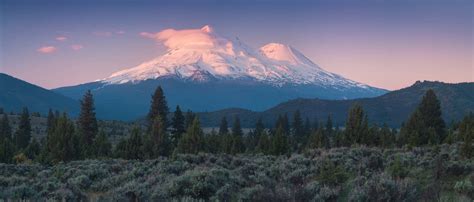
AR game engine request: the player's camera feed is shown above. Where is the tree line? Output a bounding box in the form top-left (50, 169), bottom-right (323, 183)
top-left (0, 87), bottom-right (472, 164)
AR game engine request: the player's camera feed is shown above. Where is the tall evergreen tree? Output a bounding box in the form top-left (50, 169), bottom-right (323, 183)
top-left (93, 130), bottom-right (112, 158)
top-left (247, 118), bottom-right (265, 152)
top-left (271, 125), bottom-right (288, 155)
top-left (171, 105), bottom-right (185, 145)
top-left (0, 114), bottom-right (12, 141)
top-left (308, 127), bottom-right (325, 149)
top-left (344, 104), bottom-right (369, 146)
top-left (126, 127), bottom-right (144, 160)
top-left (292, 110), bottom-right (304, 150)
top-left (401, 90), bottom-right (446, 146)
top-left (218, 117), bottom-right (229, 135)
top-left (176, 117), bottom-right (204, 154)
top-left (48, 113), bottom-right (80, 163)
top-left (46, 109), bottom-right (56, 134)
top-left (150, 115), bottom-right (171, 157)
top-left (15, 107), bottom-right (31, 149)
top-left (459, 113), bottom-right (473, 158)
top-left (418, 89), bottom-right (446, 141)
top-left (78, 90), bottom-right (98, 157)
top-left (184, 110), bottom-right (196, 129)
top-left (148, 86), bottom-right (169, 129)
top-left (325, 115), bottom-right (333, 136)
top-left (230, 116), bottom-right (244, 154)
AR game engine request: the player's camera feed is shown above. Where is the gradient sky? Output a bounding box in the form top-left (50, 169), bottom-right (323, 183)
top-left (1, 0), bottom-right (472, 90)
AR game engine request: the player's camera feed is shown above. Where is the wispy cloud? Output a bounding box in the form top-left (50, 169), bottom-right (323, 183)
top-left (93, 31), bottom-right (113, 37)
top-left (55, 36), bottom-right (67, 41)
top-left (71, 44), bottom-right (84, 50)
top-left (37, 46), bottom-right (57, 54)
top-left (116, 30), bottom-right (125, 34)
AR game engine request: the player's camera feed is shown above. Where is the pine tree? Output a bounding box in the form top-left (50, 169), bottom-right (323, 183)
top-left (271, 125), bottom-right (288, 155)
top-left (256, 130), bottom-right (271, 154)
top-left (308, 127), bottom-right (325, 149)
top-left (171, 105), bottom-right (185, 146)
top-left (204, 129), bottom-right (221, 154)
top-left (15, 107), bottom-right (31, 149)
top-left (126, 127), bottom-right (144, 160)
top-left (401, 90), bottom-right (446, 146)
top-left (344, 104), bottom-right (369, 146)
top-left (0, 114), bottom-right (12, 141)
top-left (380, 123), bottom-right (395, 148)
top-left (46, 109), bottom-right (56, 134)
top-left (292, 110), bottom-right (304, 150)
top-left (148, 86), bottom-right (169, 129)
top-left (149, 115), bottom-right (171, 157)
top-left (25, 138), bottom-right (40, 160)
top-left (230, 116), bottom-right (244, 154)
top-left (418, 89), bottom-right (446, 142)
top-left (218, 117), bottom-right (229, 135)
top-left (0, 138), bottom-right (15, 163)
top-left (459, 113), bottom-right (473, 158)
top-left (184, 110), bottom-right (196, 129)
top-left (93, 131), bottom-right (112, 158)
top-left (78, 90), bottom-right (98, 157)
top-left (247, 118), bottom-right (265, 152)
top-left (176, 117), bottom-right (204, 154)
top-left (303, 117), bottom-right (311, 139)
top-left (325, 115), bottom-right (333, 136)
top-left (48, 113), bottom-right (79, 163)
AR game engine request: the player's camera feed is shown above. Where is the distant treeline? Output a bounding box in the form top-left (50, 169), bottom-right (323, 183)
top-left (0, 87), bottom-right (472, 164)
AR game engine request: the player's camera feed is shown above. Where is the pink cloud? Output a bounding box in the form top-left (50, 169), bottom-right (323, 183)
top-left (139, 25), bottom-right (219, 50)
top-left (71, 44), bottom-right (84, 50)
top-left (56, 36), bottom-right (67, 41)
top-left (37, 46), bottom-right (57, 54)
top-left (93, 31), bottom-right (113, 37)
top-left (116, 30), bottom-right (125, 34)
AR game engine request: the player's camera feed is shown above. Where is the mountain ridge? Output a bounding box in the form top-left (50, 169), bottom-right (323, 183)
top-left (197, 81), bottom-right (474, 127)
top-left (0, 73), bottom-right (78, 115)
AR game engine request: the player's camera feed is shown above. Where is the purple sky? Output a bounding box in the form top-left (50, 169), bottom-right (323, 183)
top-left (1, 0), bottom-right (472, 90)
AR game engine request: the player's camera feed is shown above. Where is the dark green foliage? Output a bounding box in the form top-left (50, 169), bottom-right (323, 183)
top-left (459, 113), bottom-right (474, 158)
top-left (387, 155), bottom-right (409, 179)
top-left (0, 114), bottom-right (12, 141)
top-left (93, 131), bottom-right (112, 158)
top-left (292, 110), bottom-right (304, 146)
top-left (344, 104), bottom-right (369, 146)
top-left (171, 105), bottom-right (185, 146)
top-left (317, 159), bottom-right (348, 185)
top-left (78, 90), bottom-right (98, 157)
top-left (24, 138), bottom-right (40, 160)
top-left (218, 117), bottom-right (229, 136)
top-left (271, 125), bottom-right (288, 155)
top-left (147, 115), bottom-right (171, 157)
top-left (147, 86), bottom-right (169, 129)
top-left (0, 138), bottom-right (15, 163)
top-left (176, 117), bottom-right (204, 154)
top-left (204, 129), bottom-right (221, 154)
top-left (15, 108), bottom-right (32, 150)
top-left (47, 113), bottom-right (80, 163)
top-left (401, 89), bottom-right (446, 146)
top-left (184, 110), bottom-right (196, 129)
top-left (230, 117), bottom-right (244, 154)
top-left (125, 127), bottom-right (144, 160)
top-left (307, 127), bottom-right (325, 149)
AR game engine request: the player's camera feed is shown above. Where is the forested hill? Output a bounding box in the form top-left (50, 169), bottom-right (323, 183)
top-left (198, 81), bottom-right (474, 127)
top-left (0, 73), bottom-right (78, 116)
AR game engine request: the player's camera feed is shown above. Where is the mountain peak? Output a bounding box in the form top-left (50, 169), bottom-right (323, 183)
top-left (102, 26), bottom-right (379, 90)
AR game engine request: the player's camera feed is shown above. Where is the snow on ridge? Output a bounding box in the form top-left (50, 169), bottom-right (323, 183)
top-left (101, 25), bottom-right (371, 89)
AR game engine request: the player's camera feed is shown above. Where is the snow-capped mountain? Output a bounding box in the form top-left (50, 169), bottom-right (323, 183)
top-left (102, 25), bottom-right (371, 89)
top-left (55, 25), bottom-right (387, 120)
